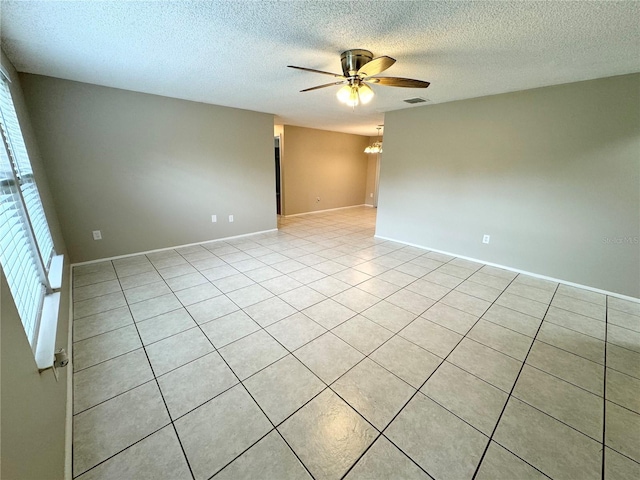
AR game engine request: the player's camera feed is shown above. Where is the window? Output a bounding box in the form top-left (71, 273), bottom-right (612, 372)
top-left (0, 71), bottom-right (56, 352)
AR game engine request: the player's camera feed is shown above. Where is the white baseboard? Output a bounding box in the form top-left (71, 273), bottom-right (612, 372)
top-left (284, 204), bottom-right (368, 218)
top-left (375, 234), bottom-right (639, 303)
top-left (71, 228), bottom-right (278, 267)
top-left (64, 266), bottom-right (73, 480)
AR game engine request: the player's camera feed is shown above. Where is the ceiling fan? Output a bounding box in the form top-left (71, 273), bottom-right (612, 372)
top-left (288, 49), bottom-right (430, 107)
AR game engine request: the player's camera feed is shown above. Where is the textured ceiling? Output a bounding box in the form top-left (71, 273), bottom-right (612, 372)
top-left (1, 1), bottom-right (639, 136)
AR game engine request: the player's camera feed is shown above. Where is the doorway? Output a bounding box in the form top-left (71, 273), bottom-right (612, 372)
top-left (373, 154), bottom-right (381, 207)
top-left (275, 136), bottom-right (281, 215)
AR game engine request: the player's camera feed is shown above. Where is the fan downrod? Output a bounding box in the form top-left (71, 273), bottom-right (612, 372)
top-left (340, 49), bottom-right (373, 77)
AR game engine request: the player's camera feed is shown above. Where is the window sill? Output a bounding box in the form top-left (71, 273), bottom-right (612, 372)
top-left (48, 254), bottom-right (64, 290)
top-left (36, 255), bottom-right (65, 371)
top-left (35, 292), bottom-right (61, 370)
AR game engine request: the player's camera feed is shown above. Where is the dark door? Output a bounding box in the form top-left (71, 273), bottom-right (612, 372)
top-left (275, 143), bottom-right (281, 215)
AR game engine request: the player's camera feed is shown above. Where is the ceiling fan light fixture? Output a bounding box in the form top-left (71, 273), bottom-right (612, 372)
top-left (290, 49), bottom-right (429, 109)
top-left (347, 86), bottom-right (360, 107)
top-left (358, 83), bottom-right (374, 104)
top-left (336, 82), bottom-right (374, 107)
top-left (336, 84), bottom-right (355, 105)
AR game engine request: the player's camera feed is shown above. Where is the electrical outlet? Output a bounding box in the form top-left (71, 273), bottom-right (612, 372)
top-left (92, 230), bottom-right (102, 241)
top-left (228, 215), bottom-right (234, 223)
top-left (482, 234), bottom-right (490, 244)
top-left (370, 193), bottom-right (373, 198)
top-left (211, 215), bottom-right (217, 223)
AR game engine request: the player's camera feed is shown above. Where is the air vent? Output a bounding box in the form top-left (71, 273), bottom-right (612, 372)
top-left (403, 97), bottom-right (429, 104)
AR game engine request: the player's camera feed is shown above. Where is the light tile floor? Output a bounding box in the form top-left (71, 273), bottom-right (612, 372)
top-left (71, 207), bottom-right (640, 480)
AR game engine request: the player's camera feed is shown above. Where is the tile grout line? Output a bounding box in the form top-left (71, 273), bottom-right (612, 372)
top-left (340, 272), bottom-right (526, 479)
top-left (211, 379), bottom-right (318, 480)
top-left (195, 218), bottom-right (431, 477)
top-left (195, 314), bottom-right (318, 480)
top-left (555, 288), bottom-right (619, 308)
top-left (546, 304), bottom-right (608, 325)
top-left (71, 210), bottom-right (628, 480)
top-left (138, 244), bottom-right (317, 480)
top-left (339, 326), bottom-right (470, 478)
top-left (314, 254), bottom-right (480, 400)
top-left (71, 424), bottom-right (178, 479)
top-left (602, 443), bottom-right (640, 467)
top-left (74, 245), bottom-right (269, 477)
top-left (72, 262), bottom-right (170, 479)
top-left (162, 250), bottom-right (320, 480)
top-left (83, 243), bottom-right (320, 477)
top-left (72, 377), bottom-right (156, 417)
top-left (470, 280), bottom-right (561, 480)
top-left (74, 224), bottom-right (321, 476)
top-left (601, 319), bottom-right (640, 336)
top-left (72, 228), bottom-right (535, 330)
top-left (140, 249), bottom-right (281, 480)
top-left (535, 318), bottom-right (606, 343)
top-left (382, 271), bottom-right (529, 468)
top-left (501, 391), bottom-right (604, 443)
top-left (74, 254), bottom-right (219, 478)
top-left (601, 295), bottom-right (608, 480)
top-left (260, 240), bottom-right (452, 477)
top-left (603, 397), bottom-right (640, 418)
top-left (115, 269), bottom-right (198, 480)
top-left (79, 225), bottom-right (374, 371)
top-left (71, 257), bottom-right (114, 477)
top-left (73, 270), bottom-right (610, 411)
top-left (521, 362), bottom-right (602, 398)
top-left (71, 220), bottom-right (519, 479)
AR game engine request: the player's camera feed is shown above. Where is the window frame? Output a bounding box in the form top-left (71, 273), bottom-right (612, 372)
top-left (0, 66), bottom-right (62, 366)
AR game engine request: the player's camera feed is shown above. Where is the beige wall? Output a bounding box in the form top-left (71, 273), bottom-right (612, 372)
top-left (20, 74), bottom-right (276, 263)
top-left (282, 125), bottom-right (369, 215)
top-left (364, 154), bottom-right (377, 205)
top-left (1, 52), bottom-right (71, 480)
top-left (364, 135), bottom-right (382, 206)
top-left (377, 74), bottom-right (640, 298)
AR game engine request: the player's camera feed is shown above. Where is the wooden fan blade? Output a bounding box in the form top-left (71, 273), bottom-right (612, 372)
top-left (366, 77), bottom-right (430, 88)
top-left (300, 81), bottom-right (347, 92)
top-left (288, 65), bottom-right (345, 78)
top-left (357, 56), bottom-right (396, 77)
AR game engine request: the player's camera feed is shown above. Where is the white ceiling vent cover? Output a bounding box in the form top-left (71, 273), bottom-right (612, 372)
top-left (403, 97), bottom-right (429, 104)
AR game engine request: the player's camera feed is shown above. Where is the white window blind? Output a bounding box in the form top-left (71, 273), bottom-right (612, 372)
top-left (0, 75), bottom-right (55, 350)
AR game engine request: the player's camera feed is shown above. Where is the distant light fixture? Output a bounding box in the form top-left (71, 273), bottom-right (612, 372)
top-left (365, 126), bottom-right (383, 154)
top-left (364, 142), bottom-right (382, 154)
top-left (337, 80), bottom-right (374, 107)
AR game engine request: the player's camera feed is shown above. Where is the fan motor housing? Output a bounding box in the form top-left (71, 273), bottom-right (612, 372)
top-left (341, 49), bottom-right (373, 76)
